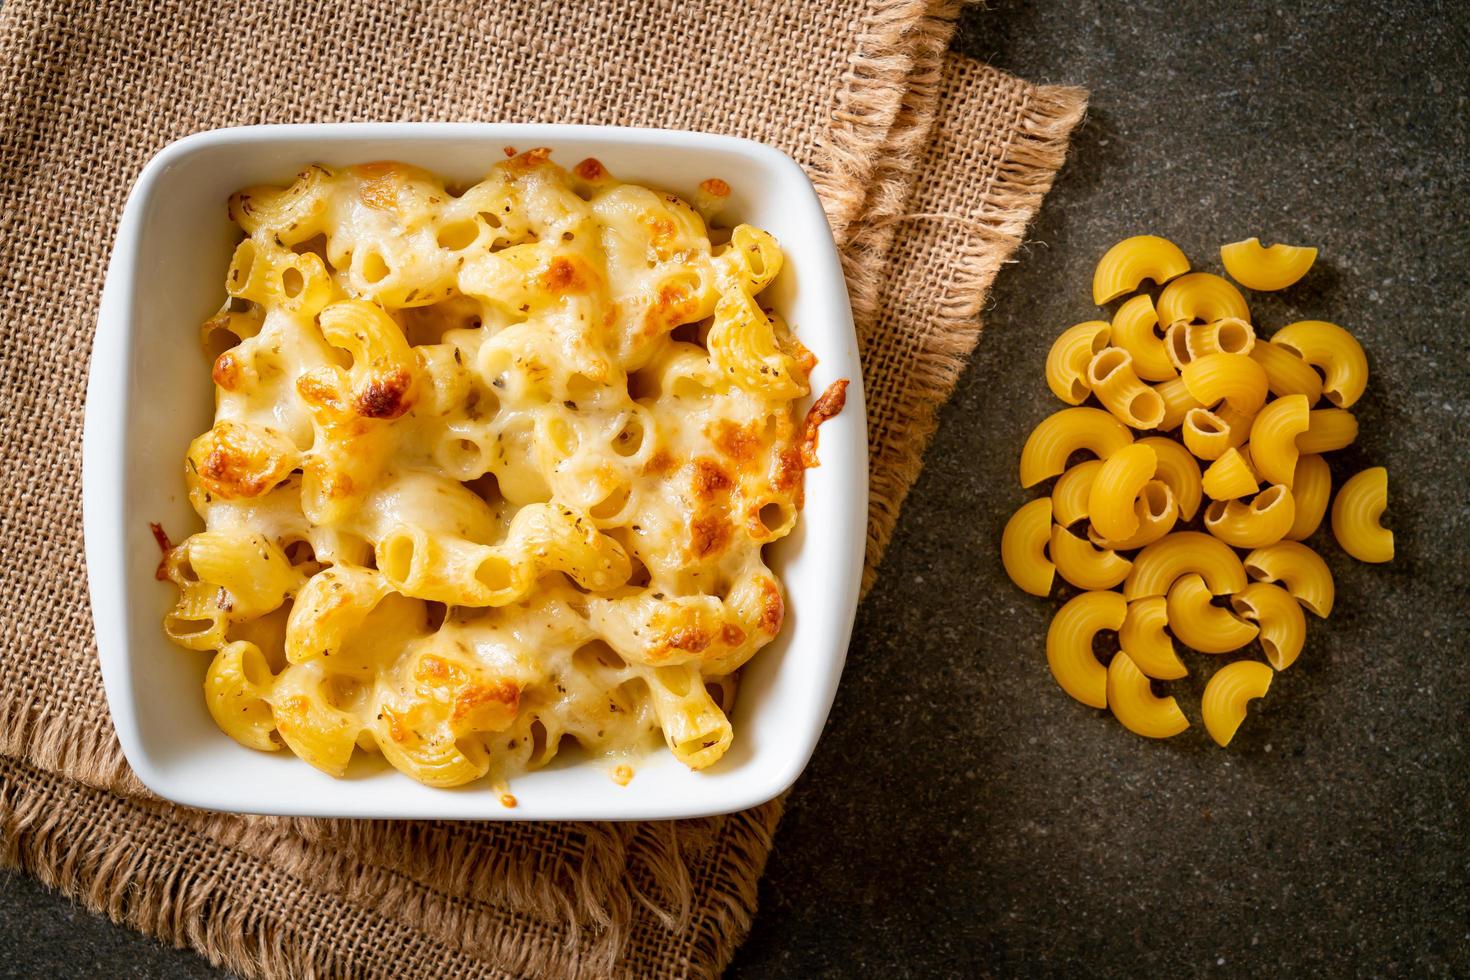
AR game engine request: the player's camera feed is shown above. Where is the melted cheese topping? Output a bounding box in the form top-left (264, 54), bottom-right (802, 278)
top-left (162, 150), bottom-right (843, 792)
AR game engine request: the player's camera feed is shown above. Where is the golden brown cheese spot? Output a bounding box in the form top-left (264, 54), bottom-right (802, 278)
top-left (380, 704), bottom-right (412, 744)
top-left (451, 680), bottom-right (520, 727)
top-left (306, 459), bottom-right (355, 500)
top-left (296, 373), bottom-right (346, 414)
top-left (351, 162), bottom-right (405, 211)
top-left (641, 213), bottom-right (679, 261)
top-left (773, 447), bottom-right (804, 494)
top-left (689, 513), bottom-right (731, 559)
top-left (801, 378), bottom-right (849, 468)
top-left (720, 623), bottom-right (746, 647)
top-left (758, 578), bottom-right (784, 635)
top-left (198, 439), bottom-right (282, 499)
top-left (691, 457), bottom-right (733, 499)
top-left (507, 147), bottom-right (552, 171)
top-left (500, 793), bottom-right (518, 808)
top-left (667, 627), bottom-right (711, 653)
top-left (710, 419), bottom-right (763, 465)
top-left (699, 178), bottom-right (731, 198)
top-left (212, 350), bottom-right (243, 391)
top-left (414, 654), bottom-right (466, 684)
top-left (538, 255), bottom-right (598, 295)
top-left (353, 369), bottom-right (413, 419)
top-left (642, 281), bottom-right (698, 333)
top-left (573, 157), bottom-right (607, 181)
top-left (643, 449), bottom-right (677, 477)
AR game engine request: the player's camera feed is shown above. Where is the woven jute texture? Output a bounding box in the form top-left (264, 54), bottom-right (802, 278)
top-left (0, 0), bottom-right (1085, 976)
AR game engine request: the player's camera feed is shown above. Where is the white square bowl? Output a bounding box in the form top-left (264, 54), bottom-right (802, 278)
top-left (83, 124), bottom-right (867, 820)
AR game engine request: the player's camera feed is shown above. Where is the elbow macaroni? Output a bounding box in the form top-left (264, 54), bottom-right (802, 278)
top-left (1019, 407), bottom-right (1134, 487)
top-left (1269, 320), bottom-right (1369, 408)
top-left (1091, 235), bottom-right (1191, 304)
top-left (1004, 233), bottom-right (1392, 747)
top-left (1331, 466), bottom-right (1393, 563)
top-left (1110, 295), bottom-right (1176, 381)
top-left (1202, 660), bottom-right (1273, 747)
top-left (1220, 238), bottom-right (1317, 291)
top-left (164, 153), bottom-right (844, 792)
top-left (1046, 591), bottom-right (1126, 709)
top-left (1046, 320), bottom-right (1112, 404)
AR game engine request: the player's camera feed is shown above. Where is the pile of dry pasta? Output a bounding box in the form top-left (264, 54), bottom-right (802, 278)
top-left (1001, 236), bottom-right (1392, 746)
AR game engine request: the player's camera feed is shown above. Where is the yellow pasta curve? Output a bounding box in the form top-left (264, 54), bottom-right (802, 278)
top-left (1269, 320), bottom-right (1369, 408)
top-left (1181, 352), bottom-right (1269, 416)
top-left (1019, 408), bottom-right (1135, 488)
top-left (1111, 294), bottom-right (1176, 382)
top-left (1331, 466), bottom-right (1393, 563)
top-left (1092, 235), bottom-right (1191, 305)
top-left (1138, 437), bottom-right (1203, 520)
top-left (1157, 272), bottom-right (1251, 326)
top-left (1088, 443), bottom-right (1158, 540)
top-left (1285, 453), bottom-right (1331, 541)
top-left (1295, 408), bottom-right (1359, 454)
top-left (1203, 485), bottom-right (1296, 548)
top-left (1001, 498), bottom-right (1056, 596)
top-left (1243, 540), bottom-right (1335, 617)
top-left (1087, 348), bottom-right (1166, 429)
top-left (1119, 596), bottom-right (1187, 680)
top-left (1153, 376), bottom-right (1204, 431)
top-left (1230, 582), bottom-right (1307, 670)
top-left (1220, 238), bottom-right (1317, 291)
top-left (1107, 651), bottom-right (1189, 738)
top-left (1202, 660), bottom-right (1273, 747)
top-left (1166, 573), bottom-right (1258, 654)
top-left (1123, 531), bottom-right (1247, 600)
top-left (1250, 340), bottom-right (1324, 405)
top-left (1201, 448), bottom-right (1259, 500)
top-left (1046, 320), bottom-right (1112, 404)
top-left (1050, 525), bottom-right (1132, 590)
top-left (1052, 459), bottom-right (1103, 526)
top-left (1248, 394), bottom-right (1310, 487)
top-left (1046, 591), bottom-right (1127, 709)
top-left (1182, 407), bottom-right (1234, 461)
top-left (1087, 480), bottom-right (1177, 551)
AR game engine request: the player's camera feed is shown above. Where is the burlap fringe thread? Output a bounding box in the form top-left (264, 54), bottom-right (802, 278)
top-left (0, 0), bottom-right (1087, 975)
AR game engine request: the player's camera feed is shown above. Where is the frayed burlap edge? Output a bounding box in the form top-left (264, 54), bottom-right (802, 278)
top-left (859, 81), bottom-right (1089, 596)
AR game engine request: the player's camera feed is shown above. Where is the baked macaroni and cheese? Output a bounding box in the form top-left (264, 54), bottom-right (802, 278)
top-left (157, 149), bottom-right (846, 795)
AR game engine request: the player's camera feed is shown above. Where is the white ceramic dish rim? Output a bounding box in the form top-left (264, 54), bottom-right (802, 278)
top-left (83, 123), bottom-right (867, 821)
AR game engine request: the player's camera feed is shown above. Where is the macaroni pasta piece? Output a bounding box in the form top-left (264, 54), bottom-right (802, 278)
top-left (1219, 237), bottom-right (1317, 291)
top-left (1046, 320), bottom-right (1111, 404)
top-left (1243, 541), bottom-right (1335, 617)
top-left (1156, 272), bottom-right (1251, 326)
top-left (1051, 459), bottom-right (1104, 527)
top-left (1295, 408), bottom-right (1359, 454)
top-left (1229, 582), bottom-right (1307, 670)
top-left (1181, 407), bottom-right (1234, 461)
top-left (1152, 376), bottom-right (1204, 431)
top-left (1137, 437), bottom-right (1202, 520)
top-left (1087, 348), bottom-right (1166, 429)
top-left (1285, 453), bottom-right (1331, 541)
top-left (1247, 394), bottom-right (1310, 487)
top-left (1046, 591), bottom-right (1126, 709)
top-left (1019, 407), bottom-right (1134, 488)
top-left (1050, 524), bottom-right (1132, 591)
top-left (1331, 466), bottom-right (1394, 563)
top-left (1269, 320), bottom-right (1369, 408)
top-left (1001, 498), bottom-right (1056, 597)
top-left (1110, 295), bottom-right (1176, 382)
top-left (1249, 340), bottom-right (1324, 405)
top-left (1201, 660), bottom-right (1273, 747)
top-left (163, 153), bottom-right (844, 791)
top-left (1201, 448), bottom-right (1258, 501)
top-left (1122, 531), bottom-right (1247, 600)
top-left (1091, 235), bottom-right (1191, 305)
top-left (1118, 596), bottom-right (1186, 680)
top-left (1087, 480), bottom-right (1177, 551)
top-left (1164, 317), bottom-right (1255, 372)
top-left (1107, 651), bottom-right (1189, 738)
top-left (1203, 485), bottom-right (1296, 548)
top-left (1180, 353), bottom-right (1269, 416)
top-left (1165, 573), bottom-right (1258, 654)
top-left (1088, 443), bottom-right (1158, 540)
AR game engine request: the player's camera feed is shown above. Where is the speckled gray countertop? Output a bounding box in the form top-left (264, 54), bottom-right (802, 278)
top-left (2, 1), bottom-right (1465, 977)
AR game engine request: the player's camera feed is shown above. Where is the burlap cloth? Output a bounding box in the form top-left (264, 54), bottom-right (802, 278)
top-left (0, 0), bottom-right (1085, 975)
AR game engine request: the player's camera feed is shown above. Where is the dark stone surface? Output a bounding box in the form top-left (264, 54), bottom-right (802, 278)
top-left (2, 1), bottom-right (1465, 976)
